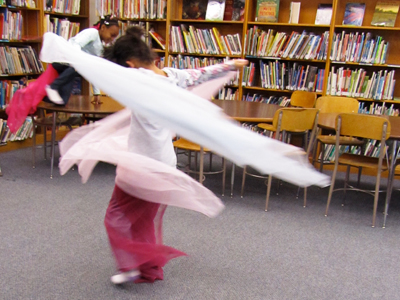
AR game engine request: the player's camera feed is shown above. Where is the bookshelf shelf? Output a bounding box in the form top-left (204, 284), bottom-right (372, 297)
top-left (171, 19), bottom-right (244, 24)
top-left (335, 25), bottom-right (400, 31)
top-left (44, 12), bottom-right (89, 18)
top-left (247, 56), bottom-right (326, 63)
top-left (247, 22), bottom-right (331, 28)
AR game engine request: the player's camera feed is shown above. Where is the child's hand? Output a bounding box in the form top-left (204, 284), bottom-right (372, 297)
top-left (231, 59), bottom-right (249, 69)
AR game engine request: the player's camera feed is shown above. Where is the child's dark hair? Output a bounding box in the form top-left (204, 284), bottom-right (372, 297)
top-left (93, 15), bottom-right (119, 29)
top-left (103, 26), bottom-right (156, 67)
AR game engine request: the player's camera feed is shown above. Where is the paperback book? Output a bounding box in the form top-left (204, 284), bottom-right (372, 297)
top-left (205, 0), bottom-right (226, 21)
top-left (343, 3), bottom-right (366, 26)
top-left (232, 0), bottom-right (245, 20)
top-left (255, 0), bottom-right (280, 22)
top-left (289, 2), bottom-right (300, 24)
top-left (371, 0), bottom-right (400, 27)
top-left (182, 0), bottom-right (208, 20)
top-left (314, 3), bottom-right (332, 25)
top-left (149, 30), bottom-right (166, 50)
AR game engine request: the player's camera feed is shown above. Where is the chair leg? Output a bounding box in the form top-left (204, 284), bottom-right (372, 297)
top-left (296, 186), bottom-right (300, 199)
top-left (32, 125), bottom-right (37, 168)
top-left (230, 163), bottom-right (235, 198)
top-left (357, 167), bottom-right (362, 187)
top-left (343, 166), bottom-right (350, 206)
top-left (199, 147), bottom-right (204, 184)
top-left (265, 175), bottom-right (273, 211)
top-left (43, 126), bottom-right (47, 160)
top-left (319, 143), bottom-right (325, 173)
top-left (241, 166), bottom-right (246, 198)
top-left (50, 112), bottom-right (57, 179)
top-left (325, 161), bottom-right (339, 216)
top-left (372, 172), bottom-right (382, 228)
top-left (222, 158), bottom-right (226, 196)
top-left (303, 187), bottom-right (307, 208)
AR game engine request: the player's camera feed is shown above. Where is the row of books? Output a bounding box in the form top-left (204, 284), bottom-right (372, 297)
top-left (0, 0), bottom-right (36, 8)
top-left (0, 45), bottom-right (43, 75)
top-left (320, 141), bottom-right (385, 163)
top-left (330, 32), bottom-right (389, 65)
top-left (170, 25), bottom-right (242, 56)
top-left (168, 54), bottom-right (224, 69)
top-left (218, 87), bottom-right (239, 100)
top-left (44, 0), bottom-right (81, 15)
top-left (0, 79), bottom-right (23, 108)
top-left (0, 117), bottom-right (33, 145)
top-left (96, 0), bottom-right (167, 19)
top-left (242, 61), bottom-right (325, 93)
top-left (44, 16), bottom-right (80, 40)
top-left (326, 67), bottom-right (396, 100)
top-left (0, 8), bottom-right (22, 41)
top-left (260, 61), bottom-right (324, 92)
top-left (245, 27), bottom-right (329, 61)
top-left (242, 93), bottom-right (290, 106)
top-left (167, 55), bottom-right (240, 86)
top-left (359, 102), bottom-right (400, 116)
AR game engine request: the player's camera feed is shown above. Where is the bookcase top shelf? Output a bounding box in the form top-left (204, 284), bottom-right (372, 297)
top-left (118, 18), bottom-right (166, 22)
top-left (43, 12), bottom-right (88, 18)
top-left (246, 56), bottom-right (327, 63)
top-left (247, 22), bottom-right (331, 28)
top-left (170, 19), bottom-right (244, 24)
top-left (331, 61), bottom-right (400, 69)
top-left (169, 52), bottom-right (242, 58)
top-left (335, 25), bottom-right (400, 31)
top-left (0, 5), bottom-right (40, 11)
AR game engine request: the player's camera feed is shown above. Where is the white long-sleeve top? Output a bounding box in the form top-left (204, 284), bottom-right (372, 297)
top-left (68, 28), bottom-right (102, 95)
top-left (128, 63), bottom-right (237, 167)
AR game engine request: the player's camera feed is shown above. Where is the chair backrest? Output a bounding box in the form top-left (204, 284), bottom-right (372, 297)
top-left (337, 113), bottom-right (391, 141)
top-left (273, 108), bottom-right (319, 133)
top-left (315, 96), bottom-right (359, 113)
top-left (290, 91), bottom-right (317, 108)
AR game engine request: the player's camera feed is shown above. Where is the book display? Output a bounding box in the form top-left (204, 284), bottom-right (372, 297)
top-left (371, 0), bottom-right (400, 27)
top-left (315, 4), bottom-right (333, 25)
top-left (342, 3), bottom-right (366, 26)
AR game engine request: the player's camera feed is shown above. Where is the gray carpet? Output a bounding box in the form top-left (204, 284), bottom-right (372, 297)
top-left (1, 148), bottom-right (400, 300)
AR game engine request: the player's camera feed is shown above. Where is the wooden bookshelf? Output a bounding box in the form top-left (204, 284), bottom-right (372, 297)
top-left (0, 0), bottom-right (90, 152)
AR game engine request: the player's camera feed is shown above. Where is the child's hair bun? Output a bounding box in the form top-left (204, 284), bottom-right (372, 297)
top-left (125, 26), bottom-right (144, 39)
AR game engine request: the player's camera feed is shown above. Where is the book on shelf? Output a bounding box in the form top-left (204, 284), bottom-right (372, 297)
top-left (232, 0), bottom-right (245, 20)
top-left (371, 0), bottom-right (400, 27)
top-left (149, 30), bottom-right (166, 50)
top-left (289, 2), bottom-right (300, 24)
top-left (314, 4), bottom-right (332, 25)
top-left (255, 0), bottom-right (280, 23)
top-left (342, 3), bottom-right (366, 26)
top-left (223, 0), bottom-right (233, 20)
top-left (205, 0), bottom-right (226, 21)
top-left (182, 0), bottom-right (208, 20)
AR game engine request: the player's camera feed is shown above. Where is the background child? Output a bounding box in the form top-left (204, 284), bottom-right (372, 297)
top-left (45, 15), bottom-right (119, 105)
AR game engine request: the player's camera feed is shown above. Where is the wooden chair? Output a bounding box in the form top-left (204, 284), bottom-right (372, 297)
top-left (289, 90), bottom-right (317, 108)
top-left (312, 96), bottom-right (363, 173)
top-left (173, 137), bottom-right (226, 195)
top-left (242, 108), bottom-right (319, 210)
top-left (325, 113), bottom-right (390, 227)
